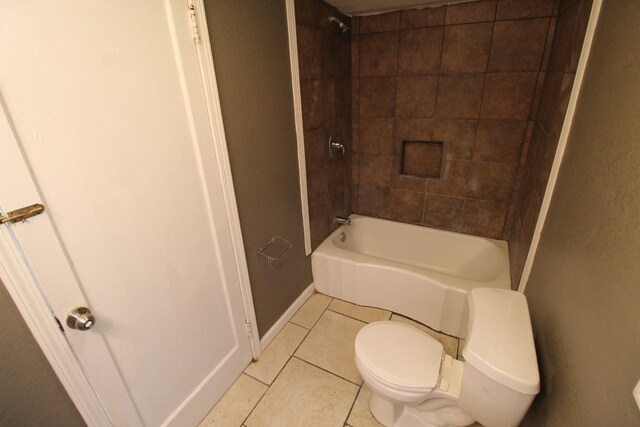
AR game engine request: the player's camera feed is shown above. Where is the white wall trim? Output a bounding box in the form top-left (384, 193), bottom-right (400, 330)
top-left (190, 0), bottom-right (262, 358)
top-left (285, 0), bottom-right (312, 256)
top-left (260, 283), bottom-right (314, 350)
top-left (518, 0), bottom-right (603, 293)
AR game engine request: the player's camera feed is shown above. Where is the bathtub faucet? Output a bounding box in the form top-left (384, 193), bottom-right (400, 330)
top-left (335, 216), bottom-right (351, 225)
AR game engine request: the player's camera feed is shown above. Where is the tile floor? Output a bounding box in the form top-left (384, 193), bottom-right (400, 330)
top-left (199, 292), bottom-right (466, 427)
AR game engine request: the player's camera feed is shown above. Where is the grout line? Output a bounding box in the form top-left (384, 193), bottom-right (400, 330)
top-left (288, 318), bottom-right (311, 330)
top-left (361, 15), bottom-right (555, 35)
top-left (344, 383), bottom-right (364, 425)
top-left (240, 380), bottom-right (267, 426)
top-left (390, 311), bottom-right (461, 340)
top-left (325, 307), bottom-right (373, 325)
top-left (272, 295), bottom-right (334, 380)
top-left (247, 312), bottom-right (314, 385)
top-left (304, 297), bottom-right (334, 331)
top-left (325, 297), bottom-right (393, 321)
top-left (242, 371), bottom-right (271, 388)
top-left (240, 322), bottom-right (312, 425)
top-left (248, 324), bottom-right (311, 387)
top-left (538, 17), bottom-right (554, 73)
top-left (292, 355), bottom-right (363, 387)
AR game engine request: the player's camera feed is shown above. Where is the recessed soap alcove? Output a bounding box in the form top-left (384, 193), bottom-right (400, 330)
top-left (400, 140), bottom-right (443, 179)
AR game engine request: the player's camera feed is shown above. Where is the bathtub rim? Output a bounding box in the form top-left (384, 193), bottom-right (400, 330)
top-left (317, 215), bottom-right (511, 292)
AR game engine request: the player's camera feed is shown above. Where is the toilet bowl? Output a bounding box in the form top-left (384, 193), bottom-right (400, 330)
top-left (354, 288), bottom-right (540, 427)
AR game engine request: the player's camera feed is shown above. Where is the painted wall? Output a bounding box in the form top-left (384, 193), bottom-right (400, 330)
top-left (0, 282), bottom-right (84, 426)
top-left (296, 0), bottom-right (353, 250)
top-left (349, 0), bottom-right (558, 239)
top-left (522, 0), bottom-right (640, 424)
top-left (204, 0), bottom-right (313, 336)
top-left (509, 0), bottom-right (593, 287)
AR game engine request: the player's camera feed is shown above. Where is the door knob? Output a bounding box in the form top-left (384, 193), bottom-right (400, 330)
top-left (66, 307), bottom-right (96, 331)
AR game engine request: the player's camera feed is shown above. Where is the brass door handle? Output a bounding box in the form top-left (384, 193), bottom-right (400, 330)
top-left (0, 203), bottom-right (45, 225)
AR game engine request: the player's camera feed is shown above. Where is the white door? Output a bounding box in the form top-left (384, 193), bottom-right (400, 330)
top-left (0, 1), bottom-right (253, 426)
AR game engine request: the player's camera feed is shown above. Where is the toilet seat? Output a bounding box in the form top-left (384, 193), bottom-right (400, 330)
top-left (355, 321), bottom-right (444, 394)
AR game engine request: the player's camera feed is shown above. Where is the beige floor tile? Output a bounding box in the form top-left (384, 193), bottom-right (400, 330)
top-left (245, 357), bottom-right (359, 427)
top-left (244, 323), bottom-right (307, 385)
top-left (295, 310), bottom-right (366, 384)
top-left (328, 299), bottom-right (391, 323)
top-left (390, 314), bottom-right (459, 357)
top-left (290, 293), bottom-right (333, 329)
top-left (199, 374), bottom-right (267, 427)
top-left (347, 384), bottom-right (384, 427)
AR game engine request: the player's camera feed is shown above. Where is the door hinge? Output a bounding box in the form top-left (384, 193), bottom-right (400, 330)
top-left (244, 320), bottom-right (253, 338)
top-left (54, 316), bottom-right (65, 333)
top-left (188, 0), bottom-right (201, 43)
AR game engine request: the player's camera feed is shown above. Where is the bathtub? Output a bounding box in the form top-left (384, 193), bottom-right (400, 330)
top-left (312, 215), bottom-right (511, 338)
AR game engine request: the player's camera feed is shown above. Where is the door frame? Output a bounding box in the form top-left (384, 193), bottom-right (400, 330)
top-left (185, 0), bottom-right (260, 356)
top-left (0, 0), bottom-right (260, 424)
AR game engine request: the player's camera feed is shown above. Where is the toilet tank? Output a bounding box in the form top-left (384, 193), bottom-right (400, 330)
top-left (458, 288), bottom-right (540, 427)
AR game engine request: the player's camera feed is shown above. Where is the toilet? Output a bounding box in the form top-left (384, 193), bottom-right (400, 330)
top-left (354, 288), bottom-right (540, 427)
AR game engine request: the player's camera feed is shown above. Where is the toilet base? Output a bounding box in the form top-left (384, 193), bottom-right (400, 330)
top-left (370, 393), bottom-right (477, 427)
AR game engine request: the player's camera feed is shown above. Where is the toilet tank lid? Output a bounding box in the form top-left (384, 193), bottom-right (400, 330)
top-left (463, 288), bottom-right (540, 395)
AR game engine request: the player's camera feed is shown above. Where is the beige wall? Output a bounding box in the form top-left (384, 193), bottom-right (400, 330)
top-left (204, 0), bottom-right (313, 336)
top-left (0, 282), bottom-right (84, 426)
top-left (522, 0), bottom-right (640, 424)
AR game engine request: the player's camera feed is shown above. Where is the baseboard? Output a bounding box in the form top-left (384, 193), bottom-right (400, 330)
top-left (259, 283), bottom-right (315, 352)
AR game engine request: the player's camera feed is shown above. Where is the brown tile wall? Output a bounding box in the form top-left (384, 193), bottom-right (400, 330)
top-left (295, 0), bottom-right (352, 249)
top-left (351, 0), bottom-right (558, 239)
top-left (508, 0), bottom-right (593, 288)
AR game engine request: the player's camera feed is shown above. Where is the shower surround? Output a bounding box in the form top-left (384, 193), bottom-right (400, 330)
top-left (351, 1), bottom-right (558, 240)
top-left (296, 0), bottom-right (592, 286)
top-left (295, 0), bottom-right (352, 250)
top-left (508, 0), bottom-right (594, 286)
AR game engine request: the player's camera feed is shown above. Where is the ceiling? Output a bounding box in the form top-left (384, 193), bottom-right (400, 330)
top-left (325, 0), bottom-right (472, 16)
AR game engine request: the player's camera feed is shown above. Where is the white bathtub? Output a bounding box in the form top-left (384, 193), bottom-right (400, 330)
top-left (312, 215), bottom-right (511, 338)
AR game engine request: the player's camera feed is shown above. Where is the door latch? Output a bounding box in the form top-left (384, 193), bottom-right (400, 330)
top-left (0, 203), bottom-right (45, 225)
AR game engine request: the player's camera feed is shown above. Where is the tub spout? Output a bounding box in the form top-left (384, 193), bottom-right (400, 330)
top-left (335, 216), bottom-right (351, 225)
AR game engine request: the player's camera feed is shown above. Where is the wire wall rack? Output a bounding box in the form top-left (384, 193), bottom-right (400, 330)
top-left (256, 236), bottom-right (293, 267)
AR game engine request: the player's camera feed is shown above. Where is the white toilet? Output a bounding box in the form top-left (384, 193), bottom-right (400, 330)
top-left (354, 288), bottom-right (540, 427)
